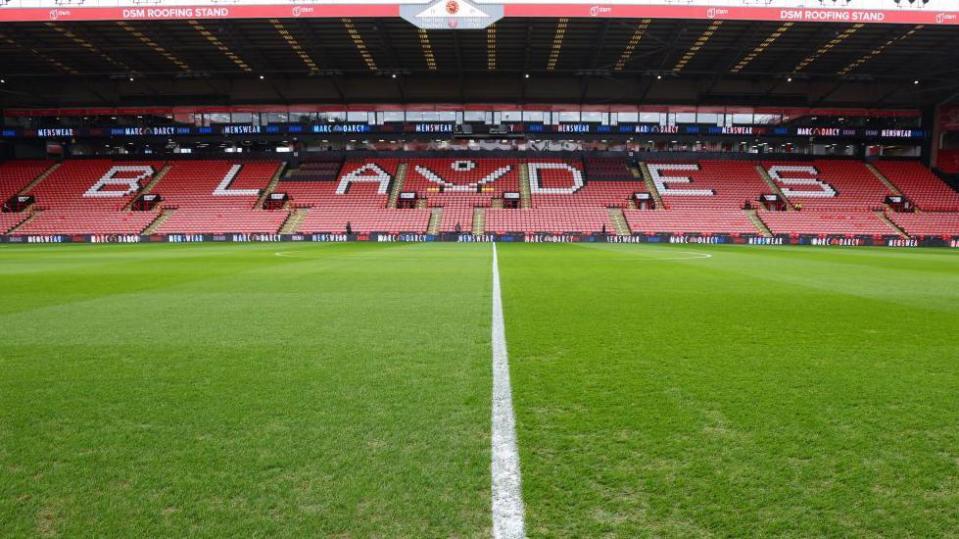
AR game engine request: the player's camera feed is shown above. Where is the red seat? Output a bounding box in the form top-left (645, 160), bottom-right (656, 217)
top-left (0, 213), bottom-right (29, 233)
top-left (887, 211), bottom-right (959, 237)
top-left (16, 210), bottom-right (158, 235)
top-left (873, 161), bottom-right (959, 212)
top-left (762, 160), bottom-right (892, 212)
top-left (278, 159), bottom-right (399, 209)
top-left (297, 208), bottom-right (431, 234)
top-left (0, 160), bottom-right (53, 201)
top-left (623, 209), bottom-right (758, 234)
top-left (405, 158), bottom-right (519, 208)
top-left (758, 210), bottom-right (893, 236)
top-left (17, 160), bottom-right (165, 234)
top-left (645, 160), bottom-right (768, 210)
top-left (485, 208), bottom-right (612, 234)
top-left (156, 209), bottom-right (288, 234)
top-left (27, 159), bottom-right (166, 210)
top-left (152, 160), bottom-right (279, 210)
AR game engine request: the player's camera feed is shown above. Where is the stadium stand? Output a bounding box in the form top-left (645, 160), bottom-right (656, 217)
top-left (645, 160), bottom-right (769, 209)
top-left (583, 156), bottom-right (634, 181)
top-left (0, 160), bottom-right (52, 200)
top-left (152, 160), bottom-right (279, 209)
top-left (885, 211), bottom-right (959, 237)
top-left (15, 210), bottom-right (158, 235)
top-left (128, 160), bottom-right (287, 234)
top-left (297, 208), bottom-right (431, 234)
top-left (485, 208), bottom-right (612, 234)
top-left (154, 208), bottom-right (289, 235)
top-left (936, 150), bottom-right (959, 175)
top-left (873, 161), bottom-right (959, 211)
top-left (543, 157), bottom-right (649, 209)
top-left (405, 158), bottom-right (520, 208)
top-left (284, 158), bottom-right (343, 181)
top-left (758, 210), bottom-right (895, 236)
top-left (623, 209), bottom-right (758, 234)
top-left (532, 180), bottom-right (646, 208)
top-left (14, 160), bottom-right (165, 234)
top-left (529, 159), bottom-right (645, 209)
top-left (26, 160), bottom-right (166, 209)
top-left (439, 205), bottom-right (475, 233)
top-left (0, 213), bottom-right (29, 233)
top-left (762, 160), bottom-right (892, 211)
top-left (3, 156), bottom-right (958, 238)
top-left (278, 159), bottom-right (400, 208)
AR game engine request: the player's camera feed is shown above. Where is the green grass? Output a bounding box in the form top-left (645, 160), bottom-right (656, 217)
top-left (0, 243), bottom-right (492, 537)
top-left (2, 242), bottom-right (959, 537)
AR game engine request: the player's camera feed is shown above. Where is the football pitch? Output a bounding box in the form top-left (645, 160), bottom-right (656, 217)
top-left (2, 242), bottom-right (958, 537)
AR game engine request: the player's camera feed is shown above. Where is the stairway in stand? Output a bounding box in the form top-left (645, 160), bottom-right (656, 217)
top-left (280, 208), bottom-right (309, 234)
top-left (18, 162), bottom-right (61, 195)
top-left (7, 210), bottom-right (42, 234)
top-left (472, 207), bottom-right (486, 235)
top-left (427, 207), bottom-right (443, 235)
top-left (607, 207), bottom-right (631, 236)
top-left (518, 163), bottom-right (532, 208)
top-left (755, 165), bottom-right (794, 210)
top-left (254, 162), bottom-right (288, 209)
top-left (124, 164), bottom-right (172, 210)
top-left (637, 162), bottom-right (665, 210)
top-left (143, 209), bottom-right (176, 234)
top-left (876, 210), bottom-right (908, 238)
top-left (387, 163), bottom-right (409, 209)
top-left (865, 163), bottom-right (906, 198)
top-left (745, 209), bottom-right (773, 237)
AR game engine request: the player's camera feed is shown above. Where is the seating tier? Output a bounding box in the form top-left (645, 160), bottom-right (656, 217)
top-left (623, 209), bottom-right (758, 234)
top-left (758, 210), bottom-right (893, 236)
top-left (874, 161), bottom-right (959, 212)
top-left (887, 212), bottom-right (959, 236)
top-left (16, 210), bottom-right (157, 235)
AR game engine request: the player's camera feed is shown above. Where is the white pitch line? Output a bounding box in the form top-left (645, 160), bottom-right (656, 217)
top-left (491, 243), bottom-right (526, 539)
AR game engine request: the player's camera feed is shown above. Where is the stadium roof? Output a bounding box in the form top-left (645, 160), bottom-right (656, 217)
top-left (1, 17), bottom-right (958, 109)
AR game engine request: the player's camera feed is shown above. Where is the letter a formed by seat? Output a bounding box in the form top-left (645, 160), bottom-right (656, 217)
top-left (336, 163), bottom-right (393, 195)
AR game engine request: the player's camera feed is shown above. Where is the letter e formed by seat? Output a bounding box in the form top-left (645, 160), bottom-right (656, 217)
top-left (647, 163), bottom-right (714, 197)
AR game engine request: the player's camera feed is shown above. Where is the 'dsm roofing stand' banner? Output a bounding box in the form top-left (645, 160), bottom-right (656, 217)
top-left (1, 0), bottom-right (957, 26)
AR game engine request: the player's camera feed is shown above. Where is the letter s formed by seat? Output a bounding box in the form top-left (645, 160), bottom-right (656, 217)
top-left (767, 165), bottom-right (837, 198)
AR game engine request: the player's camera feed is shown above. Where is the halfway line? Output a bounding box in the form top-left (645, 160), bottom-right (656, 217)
top-left (490, 243), bottom-right (526, 539)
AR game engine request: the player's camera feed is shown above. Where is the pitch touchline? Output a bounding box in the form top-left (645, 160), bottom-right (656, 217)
top-left (490, 243), bottom-right (526, 539)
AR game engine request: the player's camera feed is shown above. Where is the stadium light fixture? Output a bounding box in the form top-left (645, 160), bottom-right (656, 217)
top-left (524, 73), bottom-right (530, 79)
top-left (392, 73), bottom-right (397, 79)
top-left (656, 74), bottom-right (662, 80)
top-left (0, 79), bottom-right (5, 84)
top-left (787, 76), bottom-right (793, 82)
top-left (914, 80), bottom-right (919, 85)
top-left (259, 74), bottom-right (265, 80)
